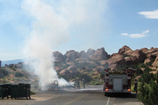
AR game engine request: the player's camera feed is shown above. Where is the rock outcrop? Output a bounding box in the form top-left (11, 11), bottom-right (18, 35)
top-left (152, 52), bottom-right (158, 67)
top-left (59, 69), bottom-right (72, 75)
top-left (130, 50), bottom-right (147, 63)
top-left (53, 46), bottom-right (158, 76)
top-left (89, 48), bottom-right (109, 61)
top-left (107, 54), bottom-right (125, 65)
top-left (118, 45), bottom-right (133, 54)
top-left (64, 50), bottom-right (80, 62)
top-left (86, 49), bottom-right (95, 57)
top-left (53, 51), bottom-right (65, 62)
top-left (79, 51), bottom-right (87, 58)
top-left (67, 65), bottom-right (78, 74)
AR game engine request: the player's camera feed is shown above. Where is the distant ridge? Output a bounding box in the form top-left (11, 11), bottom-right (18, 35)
top-left (1, 59), bottom-right (23, 67)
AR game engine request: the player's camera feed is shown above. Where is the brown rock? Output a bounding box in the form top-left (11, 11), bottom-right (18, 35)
top-left (53, 51), bottom-right (65, 62)
top-left (94, 66), bottom-right (105, 73)
top-left (54, 67), bottom-right (62, 72)
top-left (100, 60), bottom-right (109, 66)
top-left (79, 51), bottom-right (88, 58)
top-left (152, 53), bottom-right (158, 67)
top-left (144, 58), bottom-right (151, 64)
top-left (110, 53), bottom-right (117, 58)
top-left (118, 45), bottom-right (132, 54)
top-left (59, 69), bottom-right (72, 75)
top-left (67, 65), bottom-right (78, 74)
top-left (109, 64), bottom-right (118, 71)
top-left (87, 61), bottom-right (98, 68)
top-left (124, 56), bottom-right (137, 65)
top-left (107, 54), bottom-right (125, 65)
top-left (89, 47), bottom-right (109, 61)
top-left (64, 50), bottom-right (79, 62)
top-left (131, 50), bottom-right (147, 63)
top-left (125, 49), bottom-right (133, 55)
top-left (75, 58), bottom-right (87, 63)
top-left (140, 48), bottom-right (149, 54)
top-left (87, 49), bottom-right (95, 56)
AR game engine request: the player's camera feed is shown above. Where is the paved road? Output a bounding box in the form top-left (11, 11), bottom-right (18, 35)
top-left (0, 86), bottom-right (143, 105)
top-left (32, 89), bottom-right (143, 105)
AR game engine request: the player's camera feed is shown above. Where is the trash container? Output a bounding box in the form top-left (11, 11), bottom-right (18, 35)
top-left (10, 83), bottom-right (31, 99)
top-left (0, 84), bottom-right (8, 99)
top-left (3, 84), bottom-right (11, 97)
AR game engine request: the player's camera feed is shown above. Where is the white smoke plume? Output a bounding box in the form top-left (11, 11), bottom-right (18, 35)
top-left (22, 0), bottom-right (107, 89)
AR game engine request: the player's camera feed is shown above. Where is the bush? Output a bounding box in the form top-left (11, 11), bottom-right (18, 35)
top-left (137, 79), bottom-right (158, 105)
top-left (140, 73), bottom-right (154, 84)
top-left (0, 68), bottom-right (9, 78)
top-left (137, 71), bottom-right (158, 105)
top-left (15, 72), bottom-right (24, 77)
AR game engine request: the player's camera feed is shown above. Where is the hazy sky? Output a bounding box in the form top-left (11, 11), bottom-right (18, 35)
top-left (0, 0), bottom-right (158, 61)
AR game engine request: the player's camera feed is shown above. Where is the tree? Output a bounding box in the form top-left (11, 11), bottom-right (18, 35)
top-left (137, 72), bottom-right (158, 105)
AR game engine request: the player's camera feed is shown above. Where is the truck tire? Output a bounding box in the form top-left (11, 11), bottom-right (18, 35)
top-left (104, 92), bottom-right (108, 96)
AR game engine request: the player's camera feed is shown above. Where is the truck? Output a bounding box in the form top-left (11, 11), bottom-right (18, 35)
top-left (103, 68), bottom-right (135, 96)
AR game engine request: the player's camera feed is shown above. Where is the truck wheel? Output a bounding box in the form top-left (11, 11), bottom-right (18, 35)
top-left (104, 92), bottom-right (107, 96)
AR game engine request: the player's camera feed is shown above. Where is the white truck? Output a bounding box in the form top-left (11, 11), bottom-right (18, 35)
top-left (103, 68), bottom-right (135, 96)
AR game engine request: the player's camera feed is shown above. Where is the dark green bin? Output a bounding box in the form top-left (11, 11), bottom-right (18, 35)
top-left (10, 83), bottom-right (31, 99)
top-left (3, 84), bottom-right (11, 95)
top-left (0, 84), bottom-right (8, 99)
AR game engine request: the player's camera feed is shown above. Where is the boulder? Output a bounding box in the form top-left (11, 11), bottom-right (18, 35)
top-left (87, 49), bottom-right (95, 56)
top-left (89, 47), bottom-right (109, 61)
top-left (107, 54), bottom-right (125, 65)
top-left (53, 51), bottom-right (65, 62)
top-left (124, 49), bottom-right (133, 55)
top-left (75, 58), bottom-right (87, 63)
top-left (152, 52), bottom-right (158, 67)
top-left (59, 69), bottom-right (72, 75)
top-left (125, 56), bottom-right (137, 65)
top-left (118, 45), bottom-right (132, 54)
top-left (67, 65), bottom-right (78, 74)
top-left (130, 50), bottom-right (147, 63)
top-left (144, 58), bottom-right (151, 64)
top-left (64, 50), bottom-right (79, 62)
top-left (140, 48), bottom-right (149, 54)
top-left (54, 67), bottom-right (62, 72)
top-left (79, 51), bottom-right (88, 58)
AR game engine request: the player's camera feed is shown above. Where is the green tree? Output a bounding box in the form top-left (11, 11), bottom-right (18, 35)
top-left (137, 72), bottom-right (158, 105)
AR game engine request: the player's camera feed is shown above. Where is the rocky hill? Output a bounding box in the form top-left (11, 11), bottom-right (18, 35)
top-left (53, 45), bottom-right (158, 77)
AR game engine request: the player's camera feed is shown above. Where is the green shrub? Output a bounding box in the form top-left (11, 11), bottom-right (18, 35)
top-left (30, 91), bottom-right (36, 95)
top-left (137, 71), bottom-right (158, 105)
top-left (15, 72), bottom-right (24, 77)
top-left (0, 68), bottom-right (9, 78)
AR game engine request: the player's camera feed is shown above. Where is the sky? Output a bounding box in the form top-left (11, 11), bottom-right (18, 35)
top-left (0, 0), bottom-right (158, 61)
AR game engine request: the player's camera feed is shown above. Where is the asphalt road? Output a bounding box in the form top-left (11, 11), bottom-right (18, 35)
top-left (32, 89), bottom-right (143, 105)
top-left (0, 85), bottom-right (143, 105)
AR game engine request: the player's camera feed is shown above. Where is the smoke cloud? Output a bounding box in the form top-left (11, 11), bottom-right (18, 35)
top-left (22, 0), bottom-right (107, 89)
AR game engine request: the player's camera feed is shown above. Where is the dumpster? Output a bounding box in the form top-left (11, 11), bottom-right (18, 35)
top-left (3, 84), bottom-right (11, 97)
top-left (0, 84), bottom-right (8, 99)
top-left (10, 83), bottom-right (31, 99)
